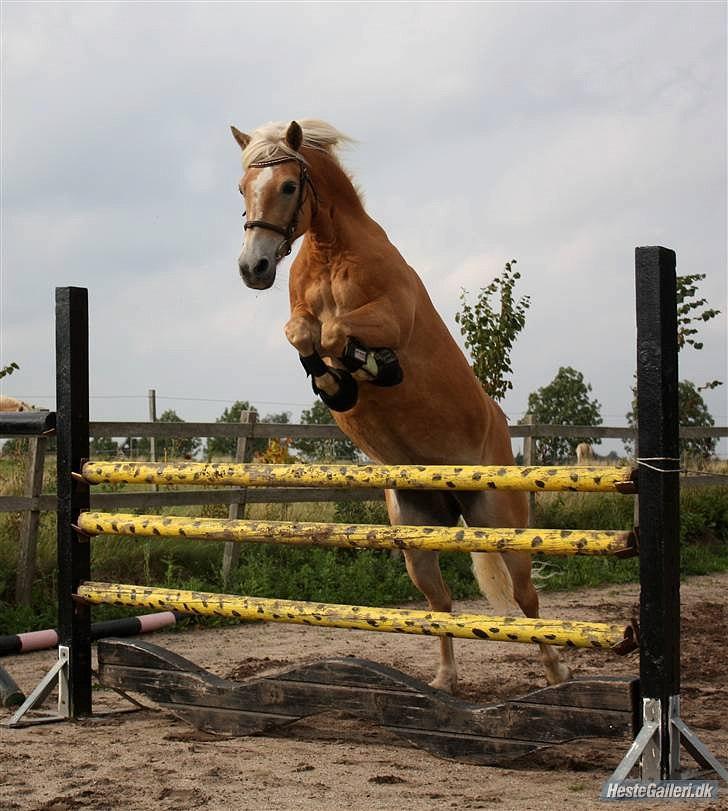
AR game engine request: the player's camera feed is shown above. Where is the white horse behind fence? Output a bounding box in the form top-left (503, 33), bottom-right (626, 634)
top-left (576, 442), bottom-right (595, 465)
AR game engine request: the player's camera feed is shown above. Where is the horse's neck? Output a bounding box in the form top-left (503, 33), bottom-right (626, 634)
top-left (303, 152), bottom-right (377, 261)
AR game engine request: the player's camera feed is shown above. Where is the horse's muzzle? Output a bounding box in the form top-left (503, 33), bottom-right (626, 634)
top-left (239, 258), bottom-right (276, 290)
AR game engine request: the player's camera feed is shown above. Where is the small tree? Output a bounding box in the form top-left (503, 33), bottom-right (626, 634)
top-left (294, 400), bottom-right (360, 462)
top-left (155, 409), bottom-right (201, 460)
top-left (677, 380), bottom-right (717, 460)
top-left (254, 411), bottom-right (292, 458)
top-left (90, 436), bottom-right (119, 458)
top-left (625, 272), bottom-right (721, 457)
top-left (455, 260), bottom-right (530, 401)
top-left (123, 409), bottom-right (201, 460)
top-left (207, 401), bottom-right (259, 459)
top-left (524, 367), bottom-right (603, 463)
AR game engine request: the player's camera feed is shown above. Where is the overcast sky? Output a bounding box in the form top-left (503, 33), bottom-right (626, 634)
top-left (1, 1), bottom-right (726, 456)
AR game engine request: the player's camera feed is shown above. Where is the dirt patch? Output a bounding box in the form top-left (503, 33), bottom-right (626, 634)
top-left (1, 573), bottom-right (726, 810)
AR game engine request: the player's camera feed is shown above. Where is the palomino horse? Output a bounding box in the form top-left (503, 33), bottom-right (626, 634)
top-left (0, 396), bottom-right (32, 412)
top-left (231, 120), bottom-right (570, 691)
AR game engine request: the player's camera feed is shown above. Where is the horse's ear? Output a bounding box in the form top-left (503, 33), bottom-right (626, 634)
top-left (231, 126), bottom-right (251, 151)
top-left (285, 121), bottom-right (303, 152)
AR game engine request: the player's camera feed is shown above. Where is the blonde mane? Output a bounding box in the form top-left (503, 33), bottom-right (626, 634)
top-left (242, 119), bottom-right (355, 170)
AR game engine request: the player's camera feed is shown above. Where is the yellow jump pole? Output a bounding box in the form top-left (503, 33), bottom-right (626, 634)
top-left (81, 461), bottom-right (636, 493)
top-left (77, 512), bottom-right (636, 557)
top-left (76, 582), bottom-right (636, 650)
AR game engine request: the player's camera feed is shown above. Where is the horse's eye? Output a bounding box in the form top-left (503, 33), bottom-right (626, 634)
top-left (282, 181), bottom-right (297, 195)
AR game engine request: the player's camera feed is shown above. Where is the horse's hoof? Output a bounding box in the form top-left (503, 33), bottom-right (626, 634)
top-left (428, 674), bottom-right (457, 694)
top-left (545, 662), bottom-right (573, 685)
top-left (314, 369), bottom-right (358, 412)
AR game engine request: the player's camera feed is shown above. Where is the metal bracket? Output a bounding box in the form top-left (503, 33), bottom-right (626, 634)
top-left (2, 646), bottom-right (70, 728)
top-left (609, 696), bottom-right (728, 784)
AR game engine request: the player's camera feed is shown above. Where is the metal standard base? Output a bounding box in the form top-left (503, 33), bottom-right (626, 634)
top-left (2, 646), bottom-right (70, 728)
top-left (610, 697), bottom-right (728, 784)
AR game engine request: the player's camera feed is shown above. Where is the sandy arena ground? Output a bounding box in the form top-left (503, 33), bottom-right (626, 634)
top-left (1, 573), bottom-right (726, 811)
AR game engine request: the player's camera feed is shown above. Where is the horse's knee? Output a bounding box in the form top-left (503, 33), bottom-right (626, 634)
top-left (285, 315), bottom-right (317, 356)
top-left (320, 318), bottom-right (348, 358)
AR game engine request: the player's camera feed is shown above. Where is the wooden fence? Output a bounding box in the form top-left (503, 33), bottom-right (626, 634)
top-left (1, 416), bottom-right (726, 605)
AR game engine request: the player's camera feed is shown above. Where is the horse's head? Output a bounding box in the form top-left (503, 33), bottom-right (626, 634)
top-left (231, 121), bottom-right (316, 290)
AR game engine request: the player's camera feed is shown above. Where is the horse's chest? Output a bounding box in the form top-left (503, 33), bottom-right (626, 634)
top-left (304, 274), bottom-right (364, 321)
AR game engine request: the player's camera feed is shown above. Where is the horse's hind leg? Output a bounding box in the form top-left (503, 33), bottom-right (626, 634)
top-left (457, 491), bottom-right (572, 685)
top-left (385, 489), bottom-right (460, 693)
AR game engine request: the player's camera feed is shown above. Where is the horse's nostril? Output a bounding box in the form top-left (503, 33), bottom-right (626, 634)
top-left (239, 262), bottom-right (249, 277)
top-left (254, 258), bottom-right (270, 276)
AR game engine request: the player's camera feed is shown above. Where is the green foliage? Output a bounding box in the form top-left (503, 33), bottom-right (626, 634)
top-left (676, 273), bottom-right (722, 362)
top-left (679, 486), bottom-right (728, 545)
top-left (676, 381), bottom-right (717, 458)
top-left (206, 402), bottom-right (292, 460)
top-left (156, 409), bottom-right (202, 459)
top-left (90, 435), bottom-right (119, 459)
top-left (0, 362), bottom-right (19, 380)
top-left (455, 259), bottom-right (530, 401)
top-left (626, 273), bottom-right (722, 456)
top-left (626, 379), bottom-right (717, 459)
top-left (207, 401), bottom-right (258, 459)
top-left (524, 367), bottom-right (603, 463)
top-left (123, 409), bottom-right (201, 460)
top-left (295, 400), bottom-right (360, 462)
top-left (333, 499), bottom-right (389, 525)
top-left (535, 488), bottom-right (728, 591)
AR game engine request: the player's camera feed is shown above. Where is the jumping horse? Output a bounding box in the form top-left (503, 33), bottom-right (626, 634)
top-left (231, 119), bottom-right (570, 691)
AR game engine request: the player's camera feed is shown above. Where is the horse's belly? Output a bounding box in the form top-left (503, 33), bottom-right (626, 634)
top-left (333, 377), bottom-right (503, 465)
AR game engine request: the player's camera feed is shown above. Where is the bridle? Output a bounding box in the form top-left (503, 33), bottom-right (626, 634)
top-left (243, 155), bottom-right (319, 260)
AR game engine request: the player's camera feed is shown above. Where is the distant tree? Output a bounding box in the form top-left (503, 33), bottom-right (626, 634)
top-left (90, 436), bottom-right (119, 458)
top-left (156, 409), bottom-right (201, 459)
top-left (121, 435), bottom-right (149, 459)
top-left (524, 367), bottom-right (603, 463)
top-left (625, 272), bottom-right (721, 458)
top-left (294, 400), bottom-right (360, 462)
top-left (124, 410), bottom-right (201, 461)
top-left (207, 401), bottom-right (259, 459)
top-left (676, 381), bottom-right (717, 459)
top-left (253, 411), bottom-right (292, 457)
top-left (455, 260), bottom-right (530, 401)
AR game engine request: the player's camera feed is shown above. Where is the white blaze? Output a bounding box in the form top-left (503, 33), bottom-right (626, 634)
top-left (250, 166), bottom-right (274, 216)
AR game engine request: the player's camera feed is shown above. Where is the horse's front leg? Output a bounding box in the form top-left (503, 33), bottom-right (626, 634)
top-left (285, 311), bottom-right (358, 411)
top-left (320, 299), bottom-right (405, 387)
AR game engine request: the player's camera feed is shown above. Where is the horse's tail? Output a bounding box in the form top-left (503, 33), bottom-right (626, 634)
top-left (470, 551), bottom-right (519, 614)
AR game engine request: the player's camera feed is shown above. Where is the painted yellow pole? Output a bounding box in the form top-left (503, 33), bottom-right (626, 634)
top-left (76, 582), bottom-right (634, 650)
top-left (77, 512), bottom-right (636, 557)
top-left (81, 461), bottom-right (635, 493)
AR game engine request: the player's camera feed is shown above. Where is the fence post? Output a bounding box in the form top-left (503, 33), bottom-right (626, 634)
top-left (15, 435), bottom-right (47, 606)
top-left (148, 389), bottom-right (157, 461)
top-left (635, 246), bottom-right (680, 778)
top-left (221, 410), bottom-right (257, 588)
top-left (56, 286), bottom-right (92, 718)
top-left (148, 389), bottom-right (158, 492)
top-left (522, 414), bottom-right (536, 527)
